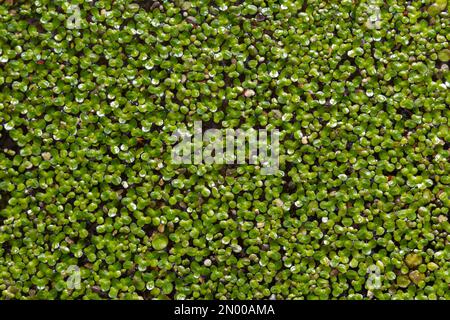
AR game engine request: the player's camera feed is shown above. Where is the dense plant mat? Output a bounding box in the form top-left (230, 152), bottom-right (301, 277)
top-left (0, 0), bottom-right (449, 299)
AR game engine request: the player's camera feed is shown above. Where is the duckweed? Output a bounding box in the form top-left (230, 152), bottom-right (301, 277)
top-left (0, 0), bottom-right (449, 300)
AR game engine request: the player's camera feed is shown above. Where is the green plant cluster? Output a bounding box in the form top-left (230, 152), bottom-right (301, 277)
top-left (0, 0), bottom-right (449, 300)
